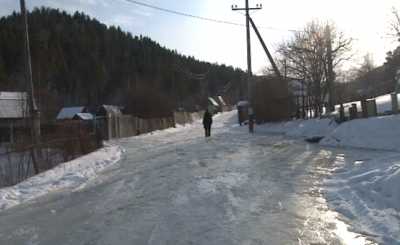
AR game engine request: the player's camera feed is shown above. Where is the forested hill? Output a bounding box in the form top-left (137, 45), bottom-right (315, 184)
top-left (0, 7), bottom-right (245, 119)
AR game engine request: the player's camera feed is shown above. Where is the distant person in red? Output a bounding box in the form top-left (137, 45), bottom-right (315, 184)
top-left (203, 109), bottom-right (213, 137)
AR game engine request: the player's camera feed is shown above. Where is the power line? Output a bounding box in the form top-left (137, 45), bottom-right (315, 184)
top-left (123, 0), bottom-right (242, 26)
top-left (121, 0), bottom-right (300, 32)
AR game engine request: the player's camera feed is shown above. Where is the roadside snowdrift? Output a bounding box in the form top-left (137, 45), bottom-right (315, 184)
top-left (258, 114), bottom-right (400, 243)
top-left (0, 144), bottom-right (123, 211)
top-left (324, 153), bottom-right (400, 243)
top-left (317, 115), bottom-right (400, 243)
top-left (257, 118), bottom-right (337, 139)
top-left (257, 114), bottom-right (400, 152)
top-left (321, 115), bottom-right (400, 151)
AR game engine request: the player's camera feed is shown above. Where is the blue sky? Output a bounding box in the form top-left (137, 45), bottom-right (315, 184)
top-left (1, 0), bottom-right (399, 73)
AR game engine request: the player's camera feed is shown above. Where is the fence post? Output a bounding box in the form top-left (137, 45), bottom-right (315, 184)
top-left (361, 98), bottom-right (368, 118)
top-left (106, 114), bottom-right (112, 140)
top-left (391, 93), bottom-right (398, 114)
top-left (339, 104), bottom-right (345, 122)
top-left (349, 103), bottom-right (358, 120)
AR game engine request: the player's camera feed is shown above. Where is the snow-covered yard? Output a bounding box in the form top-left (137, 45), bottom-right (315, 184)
top-left (0, 111), bottom-right (374, 245)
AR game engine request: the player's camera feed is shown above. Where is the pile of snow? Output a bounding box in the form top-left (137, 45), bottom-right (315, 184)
top-left (256, 112), bottom-right (400, 152)
top-left (321, 115), bottom-right (400, 151)
top-left (324, 153), bottom-right (400, 243)
top-left (0, 144), bottom-right (123, 211)
top-left (254, 112), bottom-right (400, 242)
top-left (257, 118), bottom-right (338, 139)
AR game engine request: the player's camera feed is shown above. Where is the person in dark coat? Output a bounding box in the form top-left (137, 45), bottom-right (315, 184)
top-left (203, 109), bottom-right (213, 137)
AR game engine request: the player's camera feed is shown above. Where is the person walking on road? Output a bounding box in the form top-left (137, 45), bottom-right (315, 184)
top-left (203, 109), bottom-right (213, 137)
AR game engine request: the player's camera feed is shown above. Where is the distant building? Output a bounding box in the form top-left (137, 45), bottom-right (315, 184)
top-left (96, 105), bottom-right (122, 118)
top-left (56, 107), bottom-right (87, 120)
top-left (0, 92), bottom-right (29, 143)
top-left (72, 113), bottom-right (94, 121)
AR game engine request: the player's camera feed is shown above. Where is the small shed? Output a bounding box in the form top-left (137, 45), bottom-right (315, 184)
top-left (0, 92), bottom-right (29, 143)
top-left (97, 105), bottom-right (122, 118)
top-left (72, 113), bottom-right (94, 121)
top-left (56, 107), bottom-right (87, 120)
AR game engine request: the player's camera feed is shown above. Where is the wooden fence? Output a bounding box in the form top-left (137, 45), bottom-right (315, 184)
top-left (103, 111), bottom-right (205, 140)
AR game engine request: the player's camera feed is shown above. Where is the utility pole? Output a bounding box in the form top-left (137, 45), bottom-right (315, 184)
top-left (232, 1), bottom-right (262, 133)
top-left (20, 0), bottom-right (41, 173)
top-left (326, 25), bottom-right (334, 112)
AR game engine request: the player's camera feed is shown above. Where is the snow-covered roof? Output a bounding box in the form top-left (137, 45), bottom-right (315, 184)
top-left (208, 97), bottom-right (219, 107)
top-left (73, 113), bottom-right (94, 121)
top-left (237, 100), bottom-right (249, 107)
top-left (56, 107), bottom-right (86, 120)
top-left (0, 92), bottom-right (28, 119)
top-left (217, 96), bottom-right (227, 106)
top-left (98, 105), bottom-right (122, 116)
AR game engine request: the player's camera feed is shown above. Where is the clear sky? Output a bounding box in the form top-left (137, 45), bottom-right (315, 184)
top-left (1, 0), bottom-right (399, 73)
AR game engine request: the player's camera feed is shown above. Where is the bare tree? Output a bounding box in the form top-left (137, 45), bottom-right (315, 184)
top-left (391, 8), bottom-right (400, 41)
top-left (357, 53), bottom-right (376, 79)
top-left (277, 21), bottom-right (352, 117)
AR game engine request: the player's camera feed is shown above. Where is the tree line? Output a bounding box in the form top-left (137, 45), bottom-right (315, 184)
top-left (0, 7), bottom-right (245, 120)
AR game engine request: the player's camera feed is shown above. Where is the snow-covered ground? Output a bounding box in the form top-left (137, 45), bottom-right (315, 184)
top-left (0, 111), bottom-right (374, 245)
top-left (257, 114), bottom-right (400, 244)
top-left (0, 110), bottom-right (399, 244)
top-left (0, 144), bottom-right (123, 211)
top-left (256, 118), bottom-right (337, 139)
top-left (324, 151), bottom-right (400, 244)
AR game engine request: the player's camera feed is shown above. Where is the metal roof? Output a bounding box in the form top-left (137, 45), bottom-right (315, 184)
top-left (73, 113), bottom-right (94, 121)
top-left (0, 92), bottom-right (28, 119)
top-left (56, 107), bottom-right (86, 120)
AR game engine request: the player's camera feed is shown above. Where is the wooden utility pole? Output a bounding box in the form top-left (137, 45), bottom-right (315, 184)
top-left (20, 0), bottom-right (41, 173)
top-left (232, 1), bottom-right (262, 133)
top-left (326, 25), bottom-right (334, 112)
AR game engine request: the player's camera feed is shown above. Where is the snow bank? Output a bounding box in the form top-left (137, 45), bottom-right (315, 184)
top-left (254, 112), bottom-right (400, 242)
top-left (324, 153), bottom-right (400, 243)
top-left (257, 118), bottom-right (338, 139)
top-left (321, 115), bottom-right (400, 151)
top-left (0, 144), bottom-right (123, 211)
top-left (256, 113), bottom-right (400, 152)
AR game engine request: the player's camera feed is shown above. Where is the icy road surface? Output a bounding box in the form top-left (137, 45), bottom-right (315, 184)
top-left (0, 112), bottom-right (373, 245)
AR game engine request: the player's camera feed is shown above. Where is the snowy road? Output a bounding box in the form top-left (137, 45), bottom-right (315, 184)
top-left (0, 112), bottom-right (373, 245)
